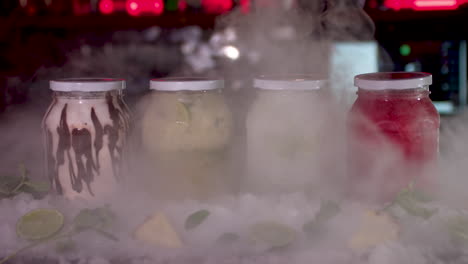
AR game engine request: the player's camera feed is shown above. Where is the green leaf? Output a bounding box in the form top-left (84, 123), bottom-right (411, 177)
top-left (410, 189), bottom-right (435, 203)
top-left (395, 194), bottom-right (438, 219)
top-left (315, 200), bottom-right (341, 224)
top-left (0, 164), bottom-right (48, 199)
top-left (73, 209), bottom-right (100, 231)
top-left (216, 232), bottom-right (239, 245)
top-left (302, 219), bottom-right (320, 236)
top-left (185, 210), bottom-right (210, 230)
top-left (73, 207), bottom-right (114, 231)
top-left (447, 215), bottom-right (468, 243)
top-left (303, 200), bottom-right (341, 236)
top-left (250, 221), bottom-right (296, 249)
top-left (56, 239), bottom-right (76, 254)
top-left (388, 182), bottom-right (438, 219)
top-left (93, 228), bottom-right (119, 242)
top-left (94, 205), bottom-right (116, 229)
top-left (0, 176), bottom-right (24, 195)
top-left (23, 180), bottom-right (51, 194)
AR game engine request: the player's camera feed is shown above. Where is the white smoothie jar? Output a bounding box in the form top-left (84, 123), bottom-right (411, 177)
top-left (245, 76), bottom-right (329, 195)
top-left (42, 78), bottom-right (129, 200)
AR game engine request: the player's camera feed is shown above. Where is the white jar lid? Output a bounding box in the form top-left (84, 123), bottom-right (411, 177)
top-left (354, 72), bottom-right (432, 90)
top-left (50, 78), bottom-right (126, 92)
top-left (150, 78), bottom-right (224, 91)
top-left (254, 75), bottom-right (327, 90)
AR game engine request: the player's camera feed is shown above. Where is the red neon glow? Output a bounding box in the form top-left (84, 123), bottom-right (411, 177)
top-left (255, 0), bottom-right (278, 8)
top-left (240, 0), bottom-right (251, 13)
top-left (99, 0), bottom-right (115, 14)
top-left (201, 0), bottom-right (233, 14)
top-left (384, 0), bottom-right (465, 10)
top-left (126, 0), bottom-right (164, 16)
top-left (178, 0), bottom-right (188, 11)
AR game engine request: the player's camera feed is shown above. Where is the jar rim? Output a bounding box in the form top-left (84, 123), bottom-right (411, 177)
top-left (50, 78), bottom-right (126, 92)
top-left (354, 72), bottom-right (432, 90)
top-left (150, 77), bottom-right (224, 91)
top-left (254, 75), bottom-right (328, 91)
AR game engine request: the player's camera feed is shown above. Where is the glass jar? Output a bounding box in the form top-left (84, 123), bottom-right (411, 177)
top-left (42, 78), bottom-right (129, 200)
top-left (139, 78), bottom-right (234, 201)
top-left (245, 76), bottom-right (329, 195)
top-left (347, 72), bottom-right (440, 202)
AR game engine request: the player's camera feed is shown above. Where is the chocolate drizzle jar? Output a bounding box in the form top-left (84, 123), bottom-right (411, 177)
top-left (42, 79), bottom-right (129, 200)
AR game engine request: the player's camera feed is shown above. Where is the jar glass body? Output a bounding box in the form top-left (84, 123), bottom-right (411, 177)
top-left (245, 89), bottom-right (328, 194)
top-left (140, 88), bottom-right (234, 201)
top-left (347, 87), bottom-right (440, 202)
top-left (42, 90), bottom-right (130, 200)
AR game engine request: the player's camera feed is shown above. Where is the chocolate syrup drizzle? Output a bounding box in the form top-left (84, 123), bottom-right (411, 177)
top-left (46, 94), bottom-right (127, 196)
top-left (71, 127), bottom-right (96, 196)
top-left (91, 108), bottom-right (103, 171)
top-left (105, 93), bottom-right (124, 180)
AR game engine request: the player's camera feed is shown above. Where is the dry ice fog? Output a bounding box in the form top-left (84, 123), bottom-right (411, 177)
top-left (1, 1), bottom-right (467, 264)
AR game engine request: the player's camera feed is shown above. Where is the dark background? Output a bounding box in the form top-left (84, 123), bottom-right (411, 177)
top-left (1, 0), bottom-right (468, 113)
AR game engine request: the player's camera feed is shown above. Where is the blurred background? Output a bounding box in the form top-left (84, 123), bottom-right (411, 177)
top-left (0, 0), bottom-right (467, 115)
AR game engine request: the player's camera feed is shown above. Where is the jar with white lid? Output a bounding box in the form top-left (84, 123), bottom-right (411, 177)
top-left (245, 76), bottom-right (330, 195)
top-left (42, 78), bottom-right (130, 200)
top-left (139, 78), bottom-right (234, 201)
top-left (348, 72), bottom-right (440, 202)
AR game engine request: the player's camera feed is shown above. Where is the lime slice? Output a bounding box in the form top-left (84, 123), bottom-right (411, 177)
top-left (175, 102), bottom-right (191, 124)
top-left (16, 209), bottom-right (64, 241)
top-left (250, 221), bottom-right (297, 249)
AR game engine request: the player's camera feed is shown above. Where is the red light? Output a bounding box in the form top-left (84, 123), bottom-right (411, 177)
top-left (126, 0), bottom-right (163, 16)
top-left (153, 0), bottom-right (164, 14)
top-left (384, 0), bottom-right (464, 10)
top-left (126, 0), bottom-right (139, 16)
top-left (178, 0), bottom-right (188, 11)
top-left (99, 0), bottom-right (114, 14)
top-left (414, 0), bottom-right (457, 9)
top-left (240, 0), bottom-right (250, 13)
top-left (256, 0), bottom-right (278, 8)
top-left (201, 0), bottom-right (233, 14)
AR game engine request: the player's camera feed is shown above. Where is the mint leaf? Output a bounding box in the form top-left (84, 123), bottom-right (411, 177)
top-left (250, 221), bottom-right (296, 249)
top-left (394, 187), bottom-right (437, 219)
top-left (315, 200), bottom-right (341, 224)
top-left (447, 215), bottom-right (468, 243)
top-left (397, 199), bottom-right (438, 219)
top-left (303, 200), bottom-right (341, 236)
top-left (23, 180), bottom-right (50, 194)
top-left (93, 228), bottom-right (119, 241)
top-left (56, 239), bottom-right (76, 253)
top-left (410, 189), bottom-right (434, 203)
top-left (185, 210), bottom-right (210, 230)
top-left (0, 176), bottom-right (23, 195)
top-left (216, 232), bottom-right (239, 245)
top-left (73, 206), bottom-right (115, 232)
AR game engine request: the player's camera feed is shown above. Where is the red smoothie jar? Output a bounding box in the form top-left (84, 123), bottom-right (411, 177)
top-left (347, 72), bottom-right (440, 203)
